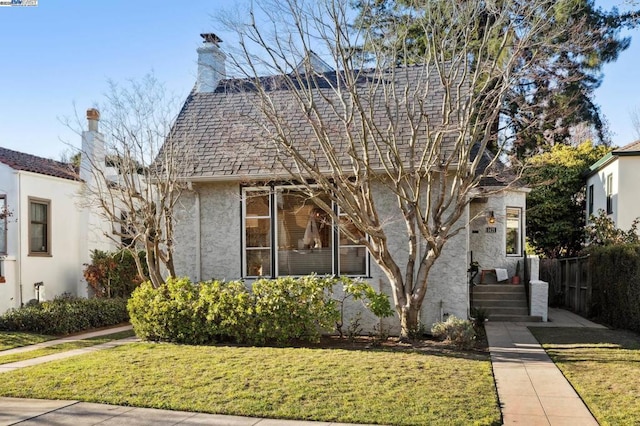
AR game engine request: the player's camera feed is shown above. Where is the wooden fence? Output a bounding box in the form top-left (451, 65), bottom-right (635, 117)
top-left (539, 256), bottom-right (591, 316)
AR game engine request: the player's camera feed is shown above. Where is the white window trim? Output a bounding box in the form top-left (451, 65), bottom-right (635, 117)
top-left (505, 207), bottom-right (522, 257)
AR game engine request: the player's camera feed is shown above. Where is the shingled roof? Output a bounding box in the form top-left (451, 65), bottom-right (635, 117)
top-left (169, 64), bottom-right (468, 181)
top-left (613, 140), bottom-right (640, 155)
top-left (0, 147), bottom-right (80, 181)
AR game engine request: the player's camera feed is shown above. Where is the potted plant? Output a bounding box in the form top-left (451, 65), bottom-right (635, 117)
top-left (511, 261), bottom-right (521, 284)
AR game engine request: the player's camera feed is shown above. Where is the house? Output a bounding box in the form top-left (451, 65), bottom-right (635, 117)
top-left (0, 112), bottom-right (115, 313)
top-left (168, 34), bottom-right (531, 332)
top-left (586, 140), bottom-right (640, 231)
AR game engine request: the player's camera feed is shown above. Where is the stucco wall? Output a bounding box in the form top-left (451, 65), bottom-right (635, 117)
top-left (468, 189), bottom-right (527, 280)
top-left (174, 182), bottom-right (242, 282)
top-left (174, 179), bottom-right (472, 334)
top-left (0, 164), bottom-right (19, 312)
top-left (617, 156), bottom-right (640, 231)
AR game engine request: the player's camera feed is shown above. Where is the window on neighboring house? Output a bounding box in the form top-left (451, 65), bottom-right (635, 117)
top-left (0, 195), bottom-right (6, 255)
top-left (505, 207), bottom-right (522, 256)
top-left (606, 174), bottom-right (613, 214)
top-left (29, 198), bottom-right (50, 255)
top-left (588, 184), bottom-right (594, 217)
top-left (242, 187), bottom-right (368, 277)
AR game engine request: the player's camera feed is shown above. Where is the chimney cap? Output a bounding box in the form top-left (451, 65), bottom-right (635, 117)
top-left (201, 33), bottom-right (222, 45)
top-left (87, 108), bottom-right (100, 121)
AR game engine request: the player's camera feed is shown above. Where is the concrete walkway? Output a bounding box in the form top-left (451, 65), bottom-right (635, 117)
top-left (486, 308), bottom-right (606, 425)
top-left (0, 325), bottom-right (137, 373)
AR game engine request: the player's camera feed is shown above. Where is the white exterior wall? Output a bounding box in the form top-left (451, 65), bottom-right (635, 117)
top-left (469, 189), bottom-right (528, 280)
top-left (617, 156), bottom-right (640, 230)
top-left (0, 164), bottom-right (86, 313)
top-left (586, 160), bottom-right (618, 225)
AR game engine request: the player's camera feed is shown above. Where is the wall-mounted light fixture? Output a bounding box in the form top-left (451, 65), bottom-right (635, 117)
top-left (487, 211), bottom-right (496, 225)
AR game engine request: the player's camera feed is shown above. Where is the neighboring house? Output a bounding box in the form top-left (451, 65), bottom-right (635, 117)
top-left (586, 140), bottom-right (640, 230)
top-left (169, 34), bottom-right (529, 332)
top-left (0, 111), bottom-right (115, 313)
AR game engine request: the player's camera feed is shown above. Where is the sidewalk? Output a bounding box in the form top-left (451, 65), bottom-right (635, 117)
top-left (0, 397), bottom-right (371, 426)
top-left (486, 308), bottom-right (606, 425)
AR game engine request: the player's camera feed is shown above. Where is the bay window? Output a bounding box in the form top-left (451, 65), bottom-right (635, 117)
top-left (242, 186), bottom-right (368, 277)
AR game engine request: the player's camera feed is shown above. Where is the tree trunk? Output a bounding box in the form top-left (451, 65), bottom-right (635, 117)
top-left (399, 304), bottom-right (421, 340)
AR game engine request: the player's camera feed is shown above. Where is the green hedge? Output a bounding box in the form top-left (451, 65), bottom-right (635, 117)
top-left (128, 276), bottom-right (391, 345)
top-left (0, 295), bottom-right (129, 335)
top-left (589, 244), bottom-right (640, 332)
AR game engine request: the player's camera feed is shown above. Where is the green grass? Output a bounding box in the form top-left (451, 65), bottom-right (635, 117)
top-left (530, 327), bottom-right (640, 426)
top-left (0, 330), bottom-right (135, 365)
top-left (0, 332), bottom-right (53, 351)
top-left (0, 342), bottom-right (499, 426)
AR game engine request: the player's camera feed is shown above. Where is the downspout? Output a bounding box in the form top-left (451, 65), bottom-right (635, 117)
top-left (16, 171), bottom-right (22, 307)
top-left (190, 182), bottom-right (201, 282)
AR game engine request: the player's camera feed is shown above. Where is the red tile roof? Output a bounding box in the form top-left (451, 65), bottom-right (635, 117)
top-left (0, 147), bottom-right (80, 181)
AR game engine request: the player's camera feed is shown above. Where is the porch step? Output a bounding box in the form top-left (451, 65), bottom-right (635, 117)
top-left (489, 315), bottom-right (543, 322)
top-left (472, 284), bottom-right (542, 323)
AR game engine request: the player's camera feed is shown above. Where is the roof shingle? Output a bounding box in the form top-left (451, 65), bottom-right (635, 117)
top-left (0, 147), bottom-right (80, 181)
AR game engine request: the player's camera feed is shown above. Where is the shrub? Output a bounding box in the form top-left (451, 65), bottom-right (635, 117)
top-left (0, 295), bottom-right (129, 335)
top-left (431, 316), bottom-right (476, 349)
top-left (588, 244), bottom-right (640, 332)
top-left (84, 249), bottom-right (147, 298)
top-left (127, 278), bottom-right (209, 344)
top-left (128, 275), bottom-right (392, 345)
top-left (252, 275), bottom-right (339, 344)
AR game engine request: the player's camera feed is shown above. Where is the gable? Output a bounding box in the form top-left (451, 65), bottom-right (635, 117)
top-left (169, 65), bottom-right (468, 180)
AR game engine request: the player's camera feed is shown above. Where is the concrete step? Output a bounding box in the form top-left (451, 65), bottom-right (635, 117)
top-left (473, 299), bottom-right (528, 308)
top-left (483, 307), bottom-right (529, 316)
top-left (473, 284), bottom-right (525, 293)
top-left (472, 292), bottom-right (527, 301)
top-left (489, 314), bottom-right (543, 322)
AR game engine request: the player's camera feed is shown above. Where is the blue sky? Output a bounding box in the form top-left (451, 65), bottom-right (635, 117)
top-left (1, 0), bottom-right (639, 160)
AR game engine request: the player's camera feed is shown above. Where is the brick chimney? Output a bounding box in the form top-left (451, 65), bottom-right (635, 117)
top-left (196, 33), bottom-right (226, 93)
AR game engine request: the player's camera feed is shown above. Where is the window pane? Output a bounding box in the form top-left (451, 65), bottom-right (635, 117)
top-left (506, 208), bottom-right (521, 255)
top-left (31, 203), bottom-right (47, 223)
top-left (246, 193), bottom-right (270, 217)
top-left (246, 218), bottom-right (271, 248)
top-left (339, 246), bottom-right (367, 275)
top-left (339, 216), bottom-right (365, 245)
top-left (277, 190), bottom-right (332, 275)
top-left (246, 249), bottom-right (271, 276)
top-left (30, 223), bottom-right (46, 252)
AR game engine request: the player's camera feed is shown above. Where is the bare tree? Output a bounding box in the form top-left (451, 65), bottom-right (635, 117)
top-left (213, 0), bottom-right (585, 337)
top-left (77, 75), bottom-right (193, 288)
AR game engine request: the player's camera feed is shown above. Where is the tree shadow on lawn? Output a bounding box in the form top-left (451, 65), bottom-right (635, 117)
top-left (215, 333), bottom-right (491, 362)
top-left (528, 327), bottom-right (640, 362)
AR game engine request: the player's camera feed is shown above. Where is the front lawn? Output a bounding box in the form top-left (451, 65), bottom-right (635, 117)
top-left (0, 342), bottom-right (500, 426)
top-left (530, 327), bottom-right (640, 426)
top-left (0, 332), bottom-right (52, 351)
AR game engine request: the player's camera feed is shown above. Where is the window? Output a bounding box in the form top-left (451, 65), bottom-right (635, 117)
top-left (242, 187), bottom-right (368, 277)
top-left (588, 184), bottom-right (594, 217)
top-left (0, 195), bottom-right (6, 255)
top-left (606, 174), bottom-right (613, 214)
top-left (29, 198), bottom-right (50, 255)
top-left (505, 207), bottom-right (522, 256)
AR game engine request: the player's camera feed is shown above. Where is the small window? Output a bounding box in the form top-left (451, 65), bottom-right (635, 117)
top-left (588, 184), bottom-right (594, 217)
top-left (0, 195), bottom-right (6, 255)
top-left (606, 174), bottom-right (613, 215)
top-left (338, 213), bottom-right (367, 276)
top-left (29, 198), bottom-right (50, 255)
top-left (505, 207), bottom-right (522, 256)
